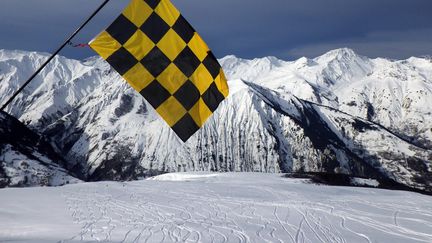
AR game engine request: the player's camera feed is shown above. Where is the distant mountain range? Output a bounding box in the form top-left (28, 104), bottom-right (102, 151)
top-left (0, 48), bottom-right (430, 191)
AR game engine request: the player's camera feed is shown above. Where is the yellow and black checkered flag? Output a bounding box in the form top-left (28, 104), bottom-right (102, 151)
top-left (89, 0), bottom-right (229, 142)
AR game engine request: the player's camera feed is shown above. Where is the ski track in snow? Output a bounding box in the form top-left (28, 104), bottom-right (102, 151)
top-left (55, 174), bottom-right (432, 243)
top-left (1, 173), bottom-right (432, 243)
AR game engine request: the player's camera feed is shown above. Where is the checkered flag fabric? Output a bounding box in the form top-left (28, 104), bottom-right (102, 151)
top-left (89, 0), bottom-right (229, 142)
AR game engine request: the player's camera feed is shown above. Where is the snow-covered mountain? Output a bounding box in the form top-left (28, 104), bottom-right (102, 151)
top-left (0, 111), bottom-right (79, 187)
top-left (221, 49), bottom-right (432, 149)
top-left (0, 49), bottom-right (430, 191)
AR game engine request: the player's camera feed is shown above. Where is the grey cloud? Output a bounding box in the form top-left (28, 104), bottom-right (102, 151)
top-left (285, 28), bottom-right (432, 59)
top-left (0, 0), bottom-right (431, 59)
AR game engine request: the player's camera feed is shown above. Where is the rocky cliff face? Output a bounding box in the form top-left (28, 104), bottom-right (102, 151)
top-left (0, 111), bottom-right (79, 187)
top-left (0, 49), bottom-right (430, 191)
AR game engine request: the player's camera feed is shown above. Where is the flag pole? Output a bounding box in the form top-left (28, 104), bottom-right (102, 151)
top-left (0, 0), bottom-right (110, 111)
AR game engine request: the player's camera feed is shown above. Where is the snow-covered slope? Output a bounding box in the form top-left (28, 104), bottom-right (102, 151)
top-left (220, 48), bottom-right (432, 149)
top-left (0, 49), bottom-right (430, 191)
top-left (1, 173), bottom-right (431, 243)
top-left (0, 111), bottom-right (80, 187)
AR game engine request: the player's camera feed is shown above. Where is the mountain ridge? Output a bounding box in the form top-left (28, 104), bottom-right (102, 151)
top-left (0, 48), bottom-right (430, 191)
top-left (0, 111), bottom-right (80, 187)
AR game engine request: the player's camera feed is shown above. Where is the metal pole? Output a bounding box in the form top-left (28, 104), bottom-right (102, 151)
top-left (0, 0), bottom-right (110, 111)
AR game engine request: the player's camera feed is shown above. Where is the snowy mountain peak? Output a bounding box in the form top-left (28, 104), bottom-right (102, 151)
top-left (0, 49), bottom-right (431, 192)
top-left (293, 56), bottom-right (317, 68)
top-left (315, 48), bottom-right (360, 62)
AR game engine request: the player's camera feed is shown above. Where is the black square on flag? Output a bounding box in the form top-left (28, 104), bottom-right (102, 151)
top-left (202, 82), bottom-right (225, 112)
top-left (172, 114), bottom-right (200, 142)
top-left (140, 47), bottom-right (171, 77)
top-left (202, 52), bottom-right (221, 79)
top-left (140, 12), bottom-right (170, 43)
top-left (139, 80), bottom-right (171, 108)
top-left (173, 46), bottom-right (201, 77)
top-left (144, 0), bottom-right (161, 9)
top-left (106, 47), bottom-right (138, 75)
top-left (172, 15), bottom-right (195, 43)
top-left (174, 80), bottom-right (201, 110)
top-left (106, 14), bottom-right (138, 44)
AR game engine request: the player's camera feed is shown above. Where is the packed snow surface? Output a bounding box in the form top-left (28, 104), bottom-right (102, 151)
top-left (1, 173), bottom-right (431, 243)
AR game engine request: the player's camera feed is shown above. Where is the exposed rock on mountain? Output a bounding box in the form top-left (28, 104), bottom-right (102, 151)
top-left (0, 111), bottom-right (79, 187)
top-left (0, 49), bottom-right (430, 191)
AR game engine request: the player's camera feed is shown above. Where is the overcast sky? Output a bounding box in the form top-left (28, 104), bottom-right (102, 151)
top-left (0, 0), bottom-right (431, 60)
